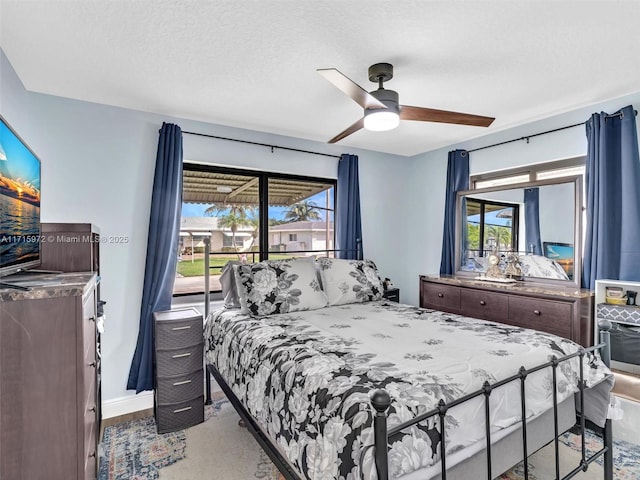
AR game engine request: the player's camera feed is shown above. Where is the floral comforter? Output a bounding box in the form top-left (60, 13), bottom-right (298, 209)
top-left (204, 301), bottom-right (610, 480)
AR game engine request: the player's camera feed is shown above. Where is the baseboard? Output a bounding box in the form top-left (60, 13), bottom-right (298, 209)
top-left (102, 391), bottom-right (154, 419)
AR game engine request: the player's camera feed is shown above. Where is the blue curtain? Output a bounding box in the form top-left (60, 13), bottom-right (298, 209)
top-left (583, 105), bottom-right (640, 289)
top-left (440, 150), bottom-right (469, 275)
top-left (128, 123), bottom-right (184, 392)
top-left (524, 187), bottom-right (542, 255)
top-left (336, 154), bottom-right (362, 260)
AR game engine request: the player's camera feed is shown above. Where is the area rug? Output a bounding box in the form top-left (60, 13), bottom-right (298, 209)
top-left (498, 429), bottom-right (640, 480)
top-left (99, 398), bottom-right (639, 480)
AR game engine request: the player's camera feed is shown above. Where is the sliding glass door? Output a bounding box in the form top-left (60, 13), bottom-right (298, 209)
top-left (267, 177), bottom-right (335, 260)
top-left (175, 168), bottom-right (260, 296)
top-left (174, 165), bottom-right (335, 296)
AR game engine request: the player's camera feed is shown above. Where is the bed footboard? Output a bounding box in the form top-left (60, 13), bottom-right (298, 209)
top-left (368, 320), bottom-right (614, 480)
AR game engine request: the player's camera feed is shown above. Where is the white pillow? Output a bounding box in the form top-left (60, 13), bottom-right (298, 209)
top-left (220, 260), bottom-right (246, 309)
top-left (316, 258), bottom-right (384, 306)
top-left (233, 257), bottom-right (327, 317)
top-left (520, 254), bottom-right (570, 280)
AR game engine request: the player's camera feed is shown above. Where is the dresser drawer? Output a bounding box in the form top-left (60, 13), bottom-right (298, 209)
top-left (83, 356), bottom-right (97, 412)
top-left (83, 408), bottom-right (97, 480)
top-left (508, 296), bottom-right (572, 338)
top-left (83, 291), bottom-right (96, 361)
top-left (156, 369), bottom-right (204, 404)
top-left (460, 288), bottom-right (508, 321)
top-left (156, 395), bottom-right (205, 434)
top-left (155, 310), bottom-right (203, 350)
top-left (156, 342), bottom-right (203, 376)
top-left (421, 282), bottom-right (461, 312)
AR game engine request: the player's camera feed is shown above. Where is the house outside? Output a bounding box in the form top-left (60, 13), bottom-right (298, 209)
top-left (179, 217), bottom-right (333, 254)
top-left (269, 220), bottom-right (334, 253)
top-left (179, 216), bottom-right (255, 254)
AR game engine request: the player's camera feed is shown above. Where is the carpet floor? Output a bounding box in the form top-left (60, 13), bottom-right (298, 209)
top-left (99, 395), bottom-right (640, 480)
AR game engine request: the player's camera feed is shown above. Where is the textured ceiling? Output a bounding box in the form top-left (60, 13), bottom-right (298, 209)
top-left (2, 1), bottom-right (640, 157)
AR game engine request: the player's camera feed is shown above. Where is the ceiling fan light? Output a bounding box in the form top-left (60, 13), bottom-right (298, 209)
top-left (364, 110), bottom-right (400, 131)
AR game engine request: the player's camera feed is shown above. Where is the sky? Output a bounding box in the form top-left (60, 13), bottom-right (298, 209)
top-left (0, 119), bottom-right (41, 189)
top-left (467, 208), bottom-right (512, 227)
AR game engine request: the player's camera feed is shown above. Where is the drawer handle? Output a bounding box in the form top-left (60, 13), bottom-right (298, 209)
top-left (173, 379), bottom-right (192, 386)
top-left (172, 352), bottom-right (192, 359)
top-left (480, 300), bottom-right (486, 306)
top-left (173, 406), bottom-right (192, 414)
top-left (172, 325), bottom-right (192, 331)
top-left (437, 293), bottom-right (444, 298)
top-left (533, 310), bottom-right (541, 316)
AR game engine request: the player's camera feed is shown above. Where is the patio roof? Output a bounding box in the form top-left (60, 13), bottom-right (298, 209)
top-left (182, 170), bottom-right (332, 206)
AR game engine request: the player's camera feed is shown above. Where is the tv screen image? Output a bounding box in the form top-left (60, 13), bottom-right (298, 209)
top-left (543, 241), bottom-right (574, 280)
top-left (0, 115), bottom-right (41, 277)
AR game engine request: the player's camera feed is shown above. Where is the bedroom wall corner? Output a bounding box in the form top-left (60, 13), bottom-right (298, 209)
top-left (0, 48), bottom-right (32, 143)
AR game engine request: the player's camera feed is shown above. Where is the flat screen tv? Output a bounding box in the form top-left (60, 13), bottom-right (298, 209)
top-left (0, 115), bottom-right (41, 278)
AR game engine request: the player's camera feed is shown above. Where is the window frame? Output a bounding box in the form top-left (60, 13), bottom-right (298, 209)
top-left (464, 197), bottom-right (520, 258)
top-left (470, 157), bottom-right (585, 190)
top-left (175, 163), bottom-right (337, 297)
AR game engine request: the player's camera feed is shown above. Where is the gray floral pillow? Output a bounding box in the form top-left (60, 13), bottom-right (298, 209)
top-left (317, 258), bottom-right (384, 305)
top-left (233, 258), bottom-right (327, 317)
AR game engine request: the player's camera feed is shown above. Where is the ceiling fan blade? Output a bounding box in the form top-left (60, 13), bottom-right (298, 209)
top-left (328, 118), bottom-right (365, 144)
top-left (400, 105), bottom-right (495, 127)
top-left (317, 68), bottom-right (386, 110)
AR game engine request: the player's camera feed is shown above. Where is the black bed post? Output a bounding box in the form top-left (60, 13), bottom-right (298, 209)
top-left (371, 389), bottom-right (391, 480)
top-left (205, 365), bottom-right (212, 405)
top-left (204, 238), bottom-right (213, 406)
top-left (599, 318), bottom-right (613, 480)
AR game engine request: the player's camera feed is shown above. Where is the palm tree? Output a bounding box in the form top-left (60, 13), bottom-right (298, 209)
top-left (486, 225), bottom-right (512, 251)
top-left (246, 211), bottom-right (260, 251)
top-left (205, 204), bottom-right (254, 254)
top-left (284, 200), bottom-right (321, 222)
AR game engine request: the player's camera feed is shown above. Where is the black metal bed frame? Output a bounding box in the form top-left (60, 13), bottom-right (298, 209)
top-left (201, 245), bottom-right (614, 480)
top-left (205, 321), bottom-right (614, 480)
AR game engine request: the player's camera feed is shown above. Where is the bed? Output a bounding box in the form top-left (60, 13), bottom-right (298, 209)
top-left (203, 256), bottom-right (614, 480)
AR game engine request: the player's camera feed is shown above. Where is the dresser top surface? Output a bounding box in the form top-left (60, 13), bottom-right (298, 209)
top-left (0, 272), bottom-right (97, 302)
top-left (421, 274), bottom-right (594, 299)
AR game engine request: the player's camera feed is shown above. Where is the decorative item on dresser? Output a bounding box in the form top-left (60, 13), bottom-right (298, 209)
top-left (420, 274), bottom-right (594, 347)
top-left (154, 307), bottom-right (205, 434)
top-left (381, 287), bottom-right (400, 302)
top-left (0, 273), bottom-right (99, 479)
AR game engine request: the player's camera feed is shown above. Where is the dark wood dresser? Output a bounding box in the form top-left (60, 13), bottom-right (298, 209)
top-left (41, 222), bottom-right (104, 438)
top-left (154, 307), bottom-right (205, 433)
top-left (0, 273), bottom-right (99, 479)
top-left (420, 275), bottom-right (594, 347)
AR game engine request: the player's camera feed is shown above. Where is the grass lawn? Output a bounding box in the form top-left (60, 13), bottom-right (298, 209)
top-left (176, 253), bottom-right (297, 277)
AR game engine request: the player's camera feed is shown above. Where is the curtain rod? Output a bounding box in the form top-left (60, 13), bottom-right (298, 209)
top-left (467, 109), bottom-right (637, 154)
top-left (182, 131), bottom-right (341, 159)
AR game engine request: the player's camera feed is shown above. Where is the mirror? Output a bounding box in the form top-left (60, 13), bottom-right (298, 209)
top-left (455, 176), bottom-right (583, 286)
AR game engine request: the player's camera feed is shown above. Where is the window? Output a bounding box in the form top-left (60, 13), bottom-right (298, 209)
top-left (464, 198), bottom-right (519, 259)
top-left (174, 164), bottom-right (336, 296)
top-left (471, 157), bottom-right (585, 189)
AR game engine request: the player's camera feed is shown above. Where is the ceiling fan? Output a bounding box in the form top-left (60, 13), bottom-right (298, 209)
top-left (317, 63), bottom-right (495, 143)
